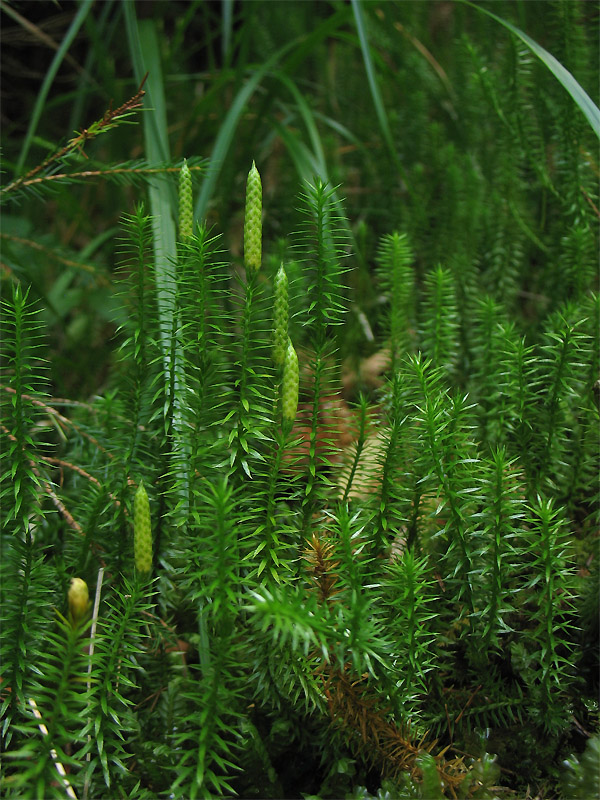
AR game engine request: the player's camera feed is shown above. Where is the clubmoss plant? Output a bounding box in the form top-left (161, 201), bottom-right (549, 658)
top-left (1, 4), bottom-right (598, 798)
top-left (3, 161), bottom-right (598, 800)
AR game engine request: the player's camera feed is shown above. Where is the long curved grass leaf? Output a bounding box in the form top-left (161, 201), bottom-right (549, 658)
top-left (124, 7), bottom-right (177, 342)
top-left (124, 7), bottom-right (191, 512)
top-left (282, 5), bottom-right (351, 77)
top-left (351, 0), bottom-right (413, 200)
top-left (14, 0), bottom-right (95, 176)
top-left (312, 111), bottom-right (363, 150)
top-left (463, 1), bottom-right (600, 139)
top-left (350, 0), bottom-right (394, 155)
top-left (271, 119), bottom-right (322, 184)
top-left (194, 42), bottom-right (298, 221)
top-left (68, 0), bottom-right (118, 133)
top-left (222, 0), bottom-right (234, 66)
top-left (271, 71), bottom-right (327, 177)
top-left (195, 6), bottom-right (354, 221)
top-left (267, 110), bottom-right (355, 262)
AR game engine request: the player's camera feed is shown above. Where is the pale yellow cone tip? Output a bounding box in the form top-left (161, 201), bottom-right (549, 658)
top-left (68, 577), bottom-right (90, 625)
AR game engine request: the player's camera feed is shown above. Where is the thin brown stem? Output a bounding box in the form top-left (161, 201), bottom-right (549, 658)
top-left (2, 76), bottom-right (148, 196)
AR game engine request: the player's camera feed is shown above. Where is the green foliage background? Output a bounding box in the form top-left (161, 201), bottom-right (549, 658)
top-left (1, 1), bottom-right (598, 798)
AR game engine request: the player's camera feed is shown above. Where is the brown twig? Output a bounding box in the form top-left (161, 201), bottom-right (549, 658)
top-left (321, 666), bottom-right (467, 796)
top-left (304, 532), bottom-right (466, 796)
top-left (42, 456), bottom-right (102, 488)
top-left (41, 457), bottom-right (128, 515)
top-left (2, 76), bottom-right (148, 196)
top-left (16, 163), bottom-right (205, 191)
top-left (1, 385), bottom-right (115, 459)
top-left (0, 0), bottom-right (93, 83)
top-left (581, 186), bottom-right (600, 220)
top-left (0, 233), bottom-right (109, 286)
top-left (454, 684), bottom-right (482, 724)
top-left (1, 423), bottom-right (84, 535)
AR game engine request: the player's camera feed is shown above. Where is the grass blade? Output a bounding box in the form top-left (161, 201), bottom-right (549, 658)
top-left (464, 1), bottom-right (600, 139)
top-left (350, 0), bottom-right (412, 195)
top-left (194, 41), bottom-right (298, 221)
top-left (195, 7), bottom-right (354, 220)
top-left (14, 0), bottom-right (95, 175)
top-left (271, 71), bottom-right (327, 179)
top-left (124, 6), bottom-right (191, 511)
top-left (124, 5), bottom-right (177, 342)
top-left (222, 0), bottom-right (234, 66)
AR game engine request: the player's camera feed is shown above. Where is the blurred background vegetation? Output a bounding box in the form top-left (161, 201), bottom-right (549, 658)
top-left (1, 3), bottom-right (599, 797)
top-left (2, 0), bottom-right (597, 399)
